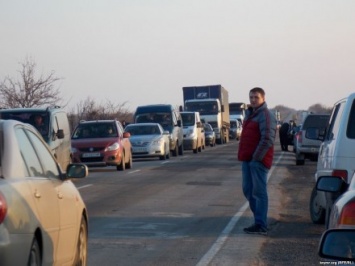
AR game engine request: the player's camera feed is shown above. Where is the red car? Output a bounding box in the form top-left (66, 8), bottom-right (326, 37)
top-left (71, 120), bottom-right (132, 171)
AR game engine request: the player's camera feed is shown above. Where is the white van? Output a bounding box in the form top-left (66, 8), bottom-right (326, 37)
top-left (0, 106), bottom-right (72, 171)
top-left (310, 92), bottom-right (355, 225)
top-left (180, 111), bottom-right (204, 153)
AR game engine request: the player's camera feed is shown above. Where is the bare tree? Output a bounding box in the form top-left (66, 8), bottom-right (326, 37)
top-left (308, 103), bottom-right (332, 114)
top-left (67, 97), bottom-right (133, 130)
top-left (0, 57), bottom-right (62, 108)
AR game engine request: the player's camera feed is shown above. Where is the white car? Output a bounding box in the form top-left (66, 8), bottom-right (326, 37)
top-left (125, 123), bottom-right (170, 160)
top-left (0, 119), bottom-right (89, 265)
top-left (311, 92), bottom-right (355, 225)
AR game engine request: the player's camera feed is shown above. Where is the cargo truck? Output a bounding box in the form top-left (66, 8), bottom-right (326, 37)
top-left (182, 85), bottom-right (230, 144)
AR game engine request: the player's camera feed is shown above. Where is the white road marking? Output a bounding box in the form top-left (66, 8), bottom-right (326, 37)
top-left (128, 170), bottom-right (141, 174)
top-left (77, 184), bottom-right (93, 190)
top-left (196, 153), bottom-right (284, 266)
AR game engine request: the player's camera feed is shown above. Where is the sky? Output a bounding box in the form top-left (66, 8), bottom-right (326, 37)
top-left (1, 0), bottom-right (355, 112)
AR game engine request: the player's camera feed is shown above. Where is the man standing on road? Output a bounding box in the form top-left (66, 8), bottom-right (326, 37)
top-left (238, 87), bottom-right (277, 235)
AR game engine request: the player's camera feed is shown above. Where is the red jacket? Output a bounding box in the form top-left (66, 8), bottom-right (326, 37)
top-left (238, 103), bottom-right (277, 169)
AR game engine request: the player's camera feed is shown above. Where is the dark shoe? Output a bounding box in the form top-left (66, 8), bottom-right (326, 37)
top-left (243, 224), bottom-right (268, 235)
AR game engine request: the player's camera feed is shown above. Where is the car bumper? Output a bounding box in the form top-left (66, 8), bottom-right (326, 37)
top-left (0, 231), bottom-right (33, 265)
top-left (72, 150), bottom-right (123, 166)
top-left (183, 139), bottom-right (197, 150)
top-left (297, 146), bottom-right (320, 155)
top-left (131, 144), bottom-right (165, 158)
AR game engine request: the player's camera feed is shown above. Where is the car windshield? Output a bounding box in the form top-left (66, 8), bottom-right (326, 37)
top-left (72, 122), bottom-right (117, 139)
top-left (135, 112), bottom-right (172, 131)
top-left (0, 111), bottom-right (49, 140)
top-left (204, 124), bottom-right (213, 132)
top-left (303, 115), bottom-right (330, 128)
top-left (181, 113), bottom-right (195, 126)
top-left (126, 125), bottom-right (160, 136)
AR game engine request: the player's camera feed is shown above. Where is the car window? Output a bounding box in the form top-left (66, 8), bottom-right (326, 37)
top-left (73, 122), bottom-right (118, 139)
top-left (26, 130), bottom-right (60, 178)
top-left (15, 127), bottom-right (44, 177)
top-left (303, 115), bottom-right (330, 128)
top-left (325, 103), bottom-right (343, 141)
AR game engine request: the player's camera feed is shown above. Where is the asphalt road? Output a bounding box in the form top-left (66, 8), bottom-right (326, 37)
top-left (74, 139), bottom-right (326, 266)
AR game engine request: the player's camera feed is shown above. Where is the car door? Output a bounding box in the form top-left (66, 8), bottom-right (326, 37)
top-left (15, 127), bottom-right (60, 264)
top-left (25, 128), bottom-right (79, 264)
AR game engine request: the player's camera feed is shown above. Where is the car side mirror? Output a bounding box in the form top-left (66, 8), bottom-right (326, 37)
top-left (66, 163), bottom-right (88, 179)
top-left (319, 229), bottom-right (355, 261)
top-left (316, 176), bottom-right (347, 193)
top-left (318, 128), bottom-right (326, 141)
top-left (123, 132), bottom-right (131, 138)
top-left (57, 129), bottom-right (64, 139)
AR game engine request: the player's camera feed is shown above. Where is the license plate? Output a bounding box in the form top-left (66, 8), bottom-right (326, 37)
top-left (133, 147), bottom-right (147, 152)
top-left (82, 152), bottom-right (101, 158)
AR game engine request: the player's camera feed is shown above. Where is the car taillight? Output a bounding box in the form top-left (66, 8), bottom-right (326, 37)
top-left (0, 192), bottom-right (7, 223)
top-left (297, 131), bottom-right (302, 143)
top-left (338, 200), bottom-right (355, 226)
top-left (332, 169), bottom-right (348, 183)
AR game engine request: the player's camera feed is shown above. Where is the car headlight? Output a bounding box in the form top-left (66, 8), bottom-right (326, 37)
top-left (71, 147), bottom-right (78, 153)
top-left (106, 142), bottom-right (120, 151)
top-left (186, 129), bottom-right (196, 137)
top-left (152, 138), bottom-right (164, 145)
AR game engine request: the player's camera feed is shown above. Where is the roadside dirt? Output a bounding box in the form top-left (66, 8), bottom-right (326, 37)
top-left (255, 151), bottom-right (326, 266)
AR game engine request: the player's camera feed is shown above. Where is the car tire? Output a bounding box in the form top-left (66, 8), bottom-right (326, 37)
top-left (28, 237), bottom-right (41, 266)
top-left (296, 159), bottom-right (305, 165)
top-left (309, 186), bottom-right (326, 224)
top-left (117, 153), bottom-right (126, 171)
top-left (296, 153), bottom-right (305, 165)
top-left (172, 142), bottom-right (178, 157)
top-left (178, 143), bottom-right (184, 156)
top-left (198, 142), bottom-right (202, 152)
top-left (126, 152), bottom-right (133, 169)
top-left (166, 145), bottom-right (170, 159)
top-left (159, 146), bottom-right (167, 160)
top-left (74, 216), bottom-right (88, 266)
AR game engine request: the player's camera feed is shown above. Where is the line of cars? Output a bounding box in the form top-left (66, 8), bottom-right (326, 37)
top-left (300, 92), bottom-right (355, 261)
top-left (0, 103), bottom-right (219, 264)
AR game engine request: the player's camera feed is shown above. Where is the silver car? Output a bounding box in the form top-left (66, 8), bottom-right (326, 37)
top-left (0, 119), bottom-right (88, 265)
top-left (125, 123), bottom-right (170, 160)
top-left (295, 114), bottom-right (330, 165)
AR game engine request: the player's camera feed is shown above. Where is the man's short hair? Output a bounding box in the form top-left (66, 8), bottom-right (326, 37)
top-left (250, 87), bottom-right (265, 97)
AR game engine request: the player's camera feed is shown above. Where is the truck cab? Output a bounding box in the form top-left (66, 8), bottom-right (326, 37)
top-left (182, 85), bottom-right (230, 144)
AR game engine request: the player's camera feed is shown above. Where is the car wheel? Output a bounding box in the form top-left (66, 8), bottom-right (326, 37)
top-left (166, 144), bottom-right (170, 159)
top-left (74, 217), bottom-right (88, 266)
top-left (28, 237), bottom-right (41, 266)
top-left (198, 141), bottom-right (202, 152)
top-left (296, 159), bottom-right (305, 165)
top-left (117, 153), bottom-right (126, 171)
top-left (159, 146), bottom-right (167, 160)
top-left (125, 152), bottom-right (133, 169)
top-left (309, 186), bottom-right (325, 224)
top-left (178, 142), bottom-right (184, 156)
top-left (172, 142), bottom-right (178, 157)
